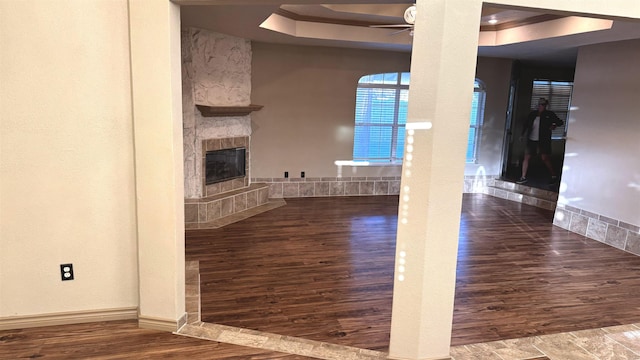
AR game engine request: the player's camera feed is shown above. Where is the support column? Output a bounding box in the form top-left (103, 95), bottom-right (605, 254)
top-left (388, 0), bottom-right (482, 359)
top-left (129, 0), bottom-right (186, 331)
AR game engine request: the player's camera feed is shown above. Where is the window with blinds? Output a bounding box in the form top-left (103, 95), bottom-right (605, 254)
top-left (468, 80), bottom-right (486, 163)
top-left (530, 80), bottom-right (573, 139)
top-left (353, 72), bottom-right (485, 163)
top-left (353, 72), bottom-right (408, 162)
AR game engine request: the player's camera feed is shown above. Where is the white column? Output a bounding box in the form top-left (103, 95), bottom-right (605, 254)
top-left (129, 0), bottom-right (186, 330)
top-left (388, 0), bottom-right (482, 359)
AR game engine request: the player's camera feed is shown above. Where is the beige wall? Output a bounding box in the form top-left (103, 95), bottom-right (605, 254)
top-left (1, 0), bottom-right (185, 330)
top-left (250, 42), bottom-right (512, 179)
top-left (0, 1), bottom-right (138, 317)
top-left (560, 39), bottom-right (640, 226)
top-left (251, 43), bottom-right (410, 179)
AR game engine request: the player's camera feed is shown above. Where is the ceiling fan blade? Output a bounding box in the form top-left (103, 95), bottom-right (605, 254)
top-left (389, 28), bottom-right (413, 36)
top-left (369, 24), bottom-right (414, 28)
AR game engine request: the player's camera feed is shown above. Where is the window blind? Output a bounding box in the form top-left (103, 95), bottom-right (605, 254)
top-left (354, 77), bottom-right (407, 161)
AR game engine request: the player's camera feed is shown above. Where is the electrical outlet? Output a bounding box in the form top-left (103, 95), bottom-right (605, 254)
top-left (284, 171), bottom-right (289, 178)
top-left (60, 263), bottom-right (74, 281)
top-left (301, 171), bottom-right (305, 178)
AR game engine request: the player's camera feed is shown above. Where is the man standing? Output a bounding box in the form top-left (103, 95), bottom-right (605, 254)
top-left (517, 98), bottom-right (563, 185)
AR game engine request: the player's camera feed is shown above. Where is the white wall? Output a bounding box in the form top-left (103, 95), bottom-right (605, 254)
top-left (560, 39), bottom-right (640, 226)
top-left (0, 1), bottom-right (138, 317)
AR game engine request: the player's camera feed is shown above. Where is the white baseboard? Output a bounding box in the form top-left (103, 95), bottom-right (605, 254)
top-left (0, 307), bottom-right (138, 331)
top-left (138, 312), bottom-right (187, 332)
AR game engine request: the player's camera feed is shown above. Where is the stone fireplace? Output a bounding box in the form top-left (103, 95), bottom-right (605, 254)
top-left (182, 28), bottom-right (280, 229)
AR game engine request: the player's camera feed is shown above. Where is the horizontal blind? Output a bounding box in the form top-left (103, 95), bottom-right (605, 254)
top-left (355, 88), bottom-right (397, 125)
top-left (353, 125), bottom-right (392, 159)
top-left (354, 87), bottom-right (397, 160)
top-left (354, 73), bottom-right (408, 162)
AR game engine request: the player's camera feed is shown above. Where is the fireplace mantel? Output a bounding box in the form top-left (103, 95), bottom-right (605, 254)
top-left (196, 104), bottom-right (263, 117)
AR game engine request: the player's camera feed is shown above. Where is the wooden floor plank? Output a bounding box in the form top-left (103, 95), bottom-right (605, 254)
top-left (0, 320), bottom-right (313, 359)
top-left (187, 194), bottom-right (640, 350)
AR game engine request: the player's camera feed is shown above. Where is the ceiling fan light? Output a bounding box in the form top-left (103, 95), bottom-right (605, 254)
top-left (404, 5), bottom-right (417, 25)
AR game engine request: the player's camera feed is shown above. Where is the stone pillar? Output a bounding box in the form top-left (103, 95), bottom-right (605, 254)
top-left (388, 0), bottom-right (482, 358)
top-left (181, 28), bottom-right (253, 199)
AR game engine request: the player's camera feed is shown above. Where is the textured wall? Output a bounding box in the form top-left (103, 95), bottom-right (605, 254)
top-left (190, 28), bottom-right (251, 106)
top-left (182, 28), bottom-right (252, 198)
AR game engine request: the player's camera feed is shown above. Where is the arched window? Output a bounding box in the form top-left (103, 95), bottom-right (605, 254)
top-left (467, 79), bottom-right (486, 163)
top-left (353, 73), bottom-right (485, 163)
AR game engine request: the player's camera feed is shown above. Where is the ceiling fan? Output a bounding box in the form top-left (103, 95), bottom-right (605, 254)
top-left (370, 5), bottom-right (416, 36)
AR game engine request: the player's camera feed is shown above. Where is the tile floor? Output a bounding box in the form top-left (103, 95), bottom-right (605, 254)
top-left (177, 320), bottom-right (640, 360)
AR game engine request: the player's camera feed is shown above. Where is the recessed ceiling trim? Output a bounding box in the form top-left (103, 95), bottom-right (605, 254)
top-left (480, 16), bottom-right (614, 47)
top-left (260, 13), bottom-right (411, 46)
top-left (278, 7), bottom-right (568, 33)
top-left (274, 8), bottom-right (398, 27)
top-left (480, 14), bottom-right (564, 31)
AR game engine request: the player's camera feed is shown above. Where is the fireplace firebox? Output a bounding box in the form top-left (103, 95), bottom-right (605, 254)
top-left (205, 147), bottom-right (246, 185)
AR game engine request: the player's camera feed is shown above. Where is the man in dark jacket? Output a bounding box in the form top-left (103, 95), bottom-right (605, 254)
top-left (517, 98), bottom-right (563, 185)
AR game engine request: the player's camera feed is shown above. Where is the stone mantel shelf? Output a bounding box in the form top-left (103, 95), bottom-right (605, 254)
top-left (196, 104), bottom-right (263, 117)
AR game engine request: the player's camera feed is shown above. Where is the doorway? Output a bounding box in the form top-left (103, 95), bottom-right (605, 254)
top-left (501, 61), bottom-right (575, 192)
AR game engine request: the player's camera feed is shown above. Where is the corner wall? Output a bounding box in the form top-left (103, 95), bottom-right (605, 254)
top-left (129, 0), bottom-right (186, 330)
top-left (554, 39), bottom-right (640, 256)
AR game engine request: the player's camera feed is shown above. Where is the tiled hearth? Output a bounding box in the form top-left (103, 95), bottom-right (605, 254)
top-left (185, 135), bottom-right (288, 230)
top-left (184, 183), bottom-right (286, 230)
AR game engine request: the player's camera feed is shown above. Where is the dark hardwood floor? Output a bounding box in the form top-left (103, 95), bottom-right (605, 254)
top-left (187, 194), bottom-right (640, 351)
top-left (188, 195), bottom-right (398, 351)
top-left (0, 320), bottom-right (313, 359)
